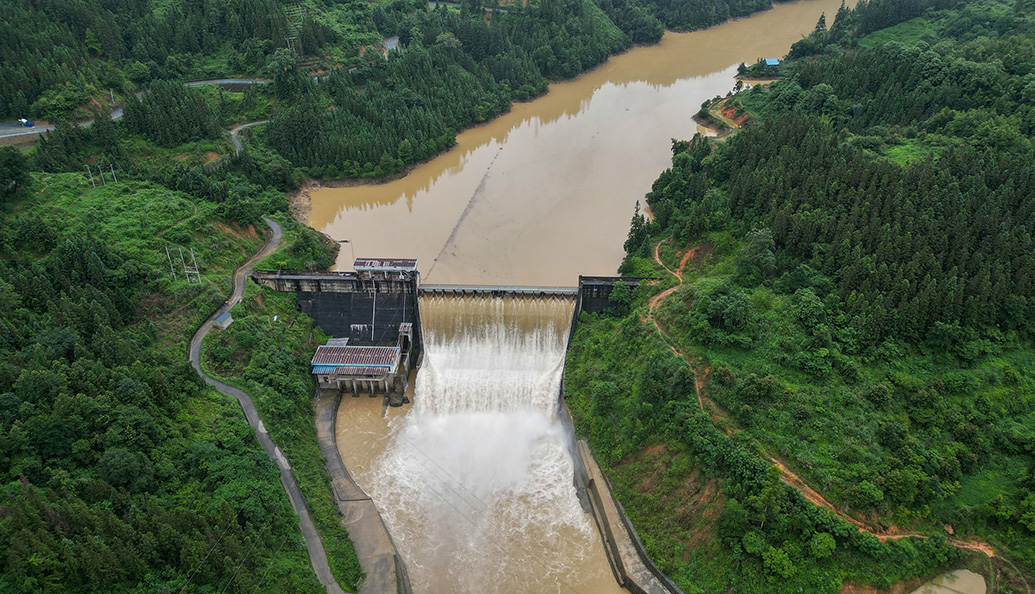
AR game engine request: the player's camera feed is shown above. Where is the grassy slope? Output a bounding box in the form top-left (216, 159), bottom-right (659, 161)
top-left (25, 174), bottom-right (364, 590)
top-left (7, 172), bottom-right (327, 592)
top-left (200, 214), bottom-right (364, 591)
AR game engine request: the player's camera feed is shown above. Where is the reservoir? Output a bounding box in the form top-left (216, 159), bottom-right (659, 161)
top-left (308, 0), bottom-right (847, 285)
top-left (325, 0), bottom-right (848, 591)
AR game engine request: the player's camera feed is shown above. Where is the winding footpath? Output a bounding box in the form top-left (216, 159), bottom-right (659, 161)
top-left (188, 217), bottom-right (347, 594)
top-left (646, 239), bottom-right (997, 558)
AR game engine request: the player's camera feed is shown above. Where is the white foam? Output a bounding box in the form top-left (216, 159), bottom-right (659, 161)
top-left (368, 296), bottom-right (595, 594)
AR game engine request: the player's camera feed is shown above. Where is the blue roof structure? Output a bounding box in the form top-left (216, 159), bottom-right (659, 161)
top-left (765, 58), bottom-right (780, 66)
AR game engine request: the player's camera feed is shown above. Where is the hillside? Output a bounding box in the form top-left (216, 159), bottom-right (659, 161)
top-left (565, 0), bottom-right (1035, 591)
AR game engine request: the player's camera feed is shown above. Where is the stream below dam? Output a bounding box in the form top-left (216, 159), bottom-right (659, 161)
top-left (326, 0), bottom-right (849, 591)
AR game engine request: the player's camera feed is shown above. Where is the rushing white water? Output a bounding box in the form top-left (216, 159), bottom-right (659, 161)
top-left (366, 295), bottom-right (615, 594)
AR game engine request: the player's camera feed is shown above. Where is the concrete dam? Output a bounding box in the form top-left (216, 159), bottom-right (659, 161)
top-left (251, 261), bottom-right (672, 594)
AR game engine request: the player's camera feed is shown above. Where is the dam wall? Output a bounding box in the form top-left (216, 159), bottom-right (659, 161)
top-left (256, 266), bottom-right (675, 593)
top-left (251, 270), bottom-right (421, 356)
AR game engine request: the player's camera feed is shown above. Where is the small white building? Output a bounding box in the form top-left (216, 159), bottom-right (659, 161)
top-left (213, 311), bottom-right (233, 329)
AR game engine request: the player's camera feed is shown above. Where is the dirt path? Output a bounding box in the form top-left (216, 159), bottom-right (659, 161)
top-left (645, 240), bottom-right (996, 556)
top-left (648, 241), bottom-right (705, 411)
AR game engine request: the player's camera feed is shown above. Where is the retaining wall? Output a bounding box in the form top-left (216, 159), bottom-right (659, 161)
top-left (560, 286), bottom-right (684, 594)
top-left (315, 390), bottom-right (411, 594)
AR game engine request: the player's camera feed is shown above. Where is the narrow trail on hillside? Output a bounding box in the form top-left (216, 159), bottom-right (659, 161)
top-left (645, 240), bottom-right (996, 556)
top-left (189, 218), bottom-right (348, 594)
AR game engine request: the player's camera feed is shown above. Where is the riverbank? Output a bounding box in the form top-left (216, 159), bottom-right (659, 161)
top-left (305, 0), bottom-right (848, 281)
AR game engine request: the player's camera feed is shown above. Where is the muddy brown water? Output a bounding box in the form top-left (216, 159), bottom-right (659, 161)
top-left (327, 1), bottom-right (850, 591)
top-left (910, 569), bottom-right (987, 594)
top-left (310, 0), bottom-right (848, 286)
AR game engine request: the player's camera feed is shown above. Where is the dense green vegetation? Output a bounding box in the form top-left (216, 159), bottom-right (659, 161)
top-left (263, 0), bottom-right (629, 177)
top-left (3, 0), bottom-right (819, 180)
top-left (0, 57), bottom-right (359, 590)
top-left (565, 0), bottom-right (1035, 590)
top-left (567, 310), bottom-right (960, 593)
top-left (0, 0), bottom-right (367, 121)
top-left (0, 173), bottom-right (338, 592)
top-left (200, 221), bottom-right (362, 588)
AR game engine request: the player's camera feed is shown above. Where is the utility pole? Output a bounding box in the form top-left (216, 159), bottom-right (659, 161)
top-left (165, 246), bottom-right (177, 280)
top-left (109, 163), bottom-right (118, 184)
top-left (85, 165), bottom-right (96, 187)
top-left (179, 248), bottom-right (201, 283)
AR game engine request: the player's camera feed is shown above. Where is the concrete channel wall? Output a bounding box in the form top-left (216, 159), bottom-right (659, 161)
top-left (560, 278), bottom-right (684, 594)
top-left (281, 270), bottom-right (668, 593)
top-left (315, 390), bottom-right (412, 594)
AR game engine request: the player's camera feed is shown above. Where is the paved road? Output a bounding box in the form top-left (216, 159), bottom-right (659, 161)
top-left (188, 217), bottom-right (347, 594)
top-left (230, 120), bottom-right (269, 154)
top-left (0, 78), bottom-right (270, 139)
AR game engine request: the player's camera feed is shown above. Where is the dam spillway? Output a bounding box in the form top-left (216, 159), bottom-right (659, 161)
top-left (335, 294), bottom-right (625, 594)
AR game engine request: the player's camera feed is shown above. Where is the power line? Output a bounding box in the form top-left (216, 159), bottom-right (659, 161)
top-left (179, 507), bottom-right (245, 594)
top-left (250, 530), bottom-right (292, 594)
top-left (218, 515), bottom-right (276, 594)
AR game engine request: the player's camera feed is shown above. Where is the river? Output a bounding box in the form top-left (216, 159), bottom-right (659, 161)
top-left (328, 0), bottom-right (848, 591)
top-left (309, 0), bottom-right (847, 286)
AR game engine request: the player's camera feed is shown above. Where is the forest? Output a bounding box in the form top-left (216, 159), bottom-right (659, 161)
top-left (0, 57), bottom-right (358, 588)
top-left (4, 0), bottom-right (1034, 589)
top-left (0, 0), bottom-right (810, 123)
top-left (4, 0), bottom-right (811, 180)
top-left (0, 155), bottom-right (353, 591)
top-left (565, 0), bottom-right (1035, 591)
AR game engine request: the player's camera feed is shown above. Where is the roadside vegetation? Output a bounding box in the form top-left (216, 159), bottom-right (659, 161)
top-left (566, 0), bottom-right (1035, 590)
top-left (0, 69), bottom-right (358, 589)
top-left (0, 165), bottom-right (338, 592)
top-left (200, 253), bottom-right (365, 590)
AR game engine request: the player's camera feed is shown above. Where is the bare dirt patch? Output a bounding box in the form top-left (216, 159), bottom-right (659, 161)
top-left (291, 180), bottom-right (318, 224)
top-left (616, 443), bottom-right (725, 557)
top-left (211, 221), bottom-right (259, 239)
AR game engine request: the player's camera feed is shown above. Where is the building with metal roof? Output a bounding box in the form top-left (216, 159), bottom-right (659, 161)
top-left (312, 343), bottom-right (401, 392)
top-left (213, 311), bottom-right (233, 329)
top-left (353, 258), bottom-right (418, 273)
top-left (765, 58), bottom-right (780, 66)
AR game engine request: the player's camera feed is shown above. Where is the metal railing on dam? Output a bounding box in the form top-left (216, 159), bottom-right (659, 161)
top-left (418, 284), bottom-right (579, 298)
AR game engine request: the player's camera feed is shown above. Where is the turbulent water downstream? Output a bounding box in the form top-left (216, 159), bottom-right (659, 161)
top-left (337, 296), bottom-right (623, 593)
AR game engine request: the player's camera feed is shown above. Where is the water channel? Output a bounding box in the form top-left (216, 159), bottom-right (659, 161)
top-left (329, 0), bottom-right (850, 591)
